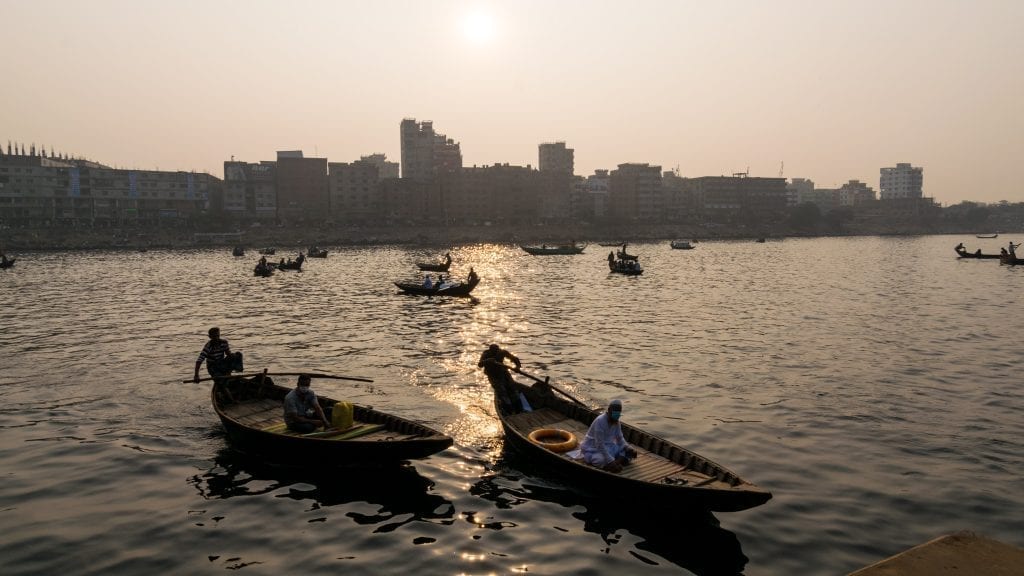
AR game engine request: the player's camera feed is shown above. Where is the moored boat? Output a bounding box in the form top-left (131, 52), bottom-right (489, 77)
top-left (484, 368), bottom-right (772, 512)
top-left (521, 243), bottom-right (586, 255)
top-left (210, 372), bottom-right (453, 464)
top-left (394, 275), bottom-right (480, 297)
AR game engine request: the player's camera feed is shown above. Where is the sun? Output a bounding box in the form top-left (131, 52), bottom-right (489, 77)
top-left (461, 10), bottom-right (496, 44)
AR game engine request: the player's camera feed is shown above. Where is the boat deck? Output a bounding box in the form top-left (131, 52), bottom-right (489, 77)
top-left (505, 408), bottom-right (731, 488)
top-left (223, 398), bottom-right (427, 441)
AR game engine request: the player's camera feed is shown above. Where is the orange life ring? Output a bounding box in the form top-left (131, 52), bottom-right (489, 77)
top-left (528, 428), bottom-right (578, 453)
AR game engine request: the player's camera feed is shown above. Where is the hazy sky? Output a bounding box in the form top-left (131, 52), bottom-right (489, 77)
top-left (2, 0), bottom-right (1023, 205)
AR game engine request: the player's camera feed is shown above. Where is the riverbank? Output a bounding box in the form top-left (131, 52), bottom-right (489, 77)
top-left (0, 221), bottom-right (977, 252)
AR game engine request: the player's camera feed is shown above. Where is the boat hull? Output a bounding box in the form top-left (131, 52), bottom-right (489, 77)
top-left (394, 276), bottom-right (480, 297)
top-left (487, 373), bottom-right (772, 512)
top-left (521, 245), bottom-right (586, 255)
top-left (212, 376), bottom-right (453, 465)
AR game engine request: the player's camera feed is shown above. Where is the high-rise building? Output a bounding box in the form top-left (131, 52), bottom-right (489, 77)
top-left (838, 180), bottom-right (875, 206)
top-left (879, 163), bottom-right (923, 200)
top-left (400, 119), bottom-right (462, 180)
top-left (328, 159), bottom-right (380, 222)
top-left (359, 153), bottom-right (399, 179)
top-left (538, 142), bottom-right (574, 175)
top-left (275, 150), bottom-right (328, 220)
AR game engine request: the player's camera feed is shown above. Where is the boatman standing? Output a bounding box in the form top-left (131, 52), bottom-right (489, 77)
top-left (193, 327), bottom-right (243, 383)
top-left (478, 343), bottom-right (523, 414)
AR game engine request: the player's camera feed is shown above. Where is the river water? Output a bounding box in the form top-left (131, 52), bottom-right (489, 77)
top-left (1, 235), bottom-right (1022, 575)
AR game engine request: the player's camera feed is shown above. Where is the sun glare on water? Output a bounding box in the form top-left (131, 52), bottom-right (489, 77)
top-left (461, 10), bottom-right (497, 44)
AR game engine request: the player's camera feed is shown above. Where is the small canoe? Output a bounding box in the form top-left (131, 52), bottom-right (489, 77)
top-left (976, 234), bottom-right (999, 239)
top-left (955, 247), bottom-right (1000, 259)
top-left (485, 369), bottom-right (772, 512)
top-left (670, 240), bottom-right (695, 250)
top-left (253, 265), bottom-right (274, 277)
top-left (395, 275), bottom-right (480, 297)
top-left (416, 253), bottom-right (452, 272)
top-left (212, 374), bottom-right (453, 464)
top-left (521, 244), bottom-right (586, 255)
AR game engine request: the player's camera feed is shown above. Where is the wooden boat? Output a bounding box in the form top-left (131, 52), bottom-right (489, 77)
top-left (0, 258), bottom-right (15, 269)
top-left (211, 373), bottom-right (453, 464)
top-left (416, 253), bottom-right (452, 272)
top-left (609, 259), bottom-right (643, 275)
top-left (616, 248), bottom-right (639, 261)
top-left (976, 233), bottom-right (999, 239)
top-left (307, 246), bottom-right (328, 258)
top-left (1000, 254), bottom-right (1024, 266)
top-left (232, 246), bottom-right (245, 257)
top-left (259, 247), bottom-right (276, 255)
top-left (273, 253), bottom-right (305, 271)
top-left (485, 369), bottom-right (772, 512)
top-left (955, 246), bottom-right (1000, 259)
top-left (755, 238), bottom-right (766, 243)
top-left (394, 275), bottom-right (480, 297)
top-left (253, 264), bottom-right (274, 277)
top-left (521, 243), bottom-right (586, 255)
top-left (670, 240), bottom-right (695, 250)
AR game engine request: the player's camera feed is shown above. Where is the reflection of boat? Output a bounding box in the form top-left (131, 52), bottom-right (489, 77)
top-left (670, 240), bottom-right (695, 250)
top-left (416, 252), bottom-right (452, 272)
top-left (194, 448), bottom-right (455, 526)
top-left (211, 374), bottom-right (453, 464)
top-left (521, 243), bottom-right (586, 255)
top-left (394, 275), bottom-right (480, 297)
top-left (470, 460), bottom-right (749, 575)
top-left (485, 369), bottom-right (772, 512)
top-left (976, 233), bottom-right (999, 239)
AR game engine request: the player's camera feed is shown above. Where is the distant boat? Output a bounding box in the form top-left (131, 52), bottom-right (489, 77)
top-left (598, 241), bottom-right (626, 247)
top-left (521, 243), bottom-right (586, 255)
top-left (307, 246), bottom-right (328, 258)
top-left (416, 252), bottom-right (452, 272)
top-left (259, 247), bottom-right (276, 255)
top-left (755, 238), bottom-right (766, 243)
top-left (954, 244), bottom-right (1000, 259)
top-left (976, 234), bottom-right (999, 239)
top-left (0, 257), bottom-right (16, 269)
top-left (232, 246), bottom-right (245, 257)
top-left (670, 240), bottom-right (695, 250)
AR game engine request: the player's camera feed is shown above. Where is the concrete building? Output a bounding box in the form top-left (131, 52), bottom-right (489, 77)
top-left (838, 180), bottom-right (875, 206)
top-left (274, 151), bottom-right (328, 221)
top-left (328, 159), bottom-right (380, 223)
top-left (609, 163), bottom-right (663, 222)
top-left (538, 142), bottom-right (574, 174)
top-left (223, 160), bottom-right (277, 220)
top-left (583, 170), bottom-right (611, 220)
top-left (880, 163), bottom-right (923, 199)
top-left (0, 147), bottom-right (217, 226)
top-left (689, 175), bottom-right (788, 222)
top-left (400, 118), bottom-right (462, 181)
top-left (359, 153), bottom-right (399, 179)
top-left (449, 164), bottom-right (539, 225)
top-left (787, 178), bottom-right (815, 206)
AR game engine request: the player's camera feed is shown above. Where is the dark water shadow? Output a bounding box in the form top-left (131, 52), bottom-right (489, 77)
top-left (189, 448), bottom-right (456, 529)
top-left (471, 446), bottom-right (749, 576)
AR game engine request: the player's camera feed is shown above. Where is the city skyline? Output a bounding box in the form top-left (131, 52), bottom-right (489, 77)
top-left (2, 1), bottom-right (1022, 205)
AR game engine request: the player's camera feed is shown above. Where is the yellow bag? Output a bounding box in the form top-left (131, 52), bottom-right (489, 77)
top-left (331, 401), bottom-right (354, 430)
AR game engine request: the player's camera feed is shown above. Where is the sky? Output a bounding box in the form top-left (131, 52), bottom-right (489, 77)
top-left (2, 0), bottom-right (1023, 205)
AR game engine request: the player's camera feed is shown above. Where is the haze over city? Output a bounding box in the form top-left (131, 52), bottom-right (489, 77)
top-left (2, 0), bottom-right (1022, 205)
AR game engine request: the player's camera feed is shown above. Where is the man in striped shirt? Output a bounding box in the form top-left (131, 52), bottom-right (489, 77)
top-left (193, 327), bottom-right (243, 383)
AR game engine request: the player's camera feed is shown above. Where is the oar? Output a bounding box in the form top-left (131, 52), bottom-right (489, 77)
top-left (512, 367), bottom-right (590, 408)
top-left (183, 371), bottom-right (373, 384)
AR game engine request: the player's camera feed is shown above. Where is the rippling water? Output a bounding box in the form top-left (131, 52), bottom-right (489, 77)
top-left (1, 235), bottom-right (1022, 575)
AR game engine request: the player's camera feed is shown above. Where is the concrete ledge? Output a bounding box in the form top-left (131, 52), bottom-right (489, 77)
top-left (848, 531), bottom-right (1024, 576)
